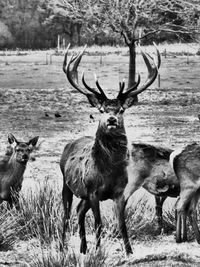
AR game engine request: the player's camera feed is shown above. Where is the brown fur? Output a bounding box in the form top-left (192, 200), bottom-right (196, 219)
top-left (0, 134), bottom-right (39, 208)
top-left (122, 142), bottom-right (180, 233)
top-left (61, 44), bottom-right (161, 255)
top-left (172, 143), bottom-right (200, 244)
top-left (60, 99), bottom-right (133, 254)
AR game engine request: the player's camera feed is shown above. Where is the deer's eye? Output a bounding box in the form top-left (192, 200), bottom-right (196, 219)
top-left (119, 107), bottom-right (125, 114)
top-left (99, 107), bottom-right (104, 113)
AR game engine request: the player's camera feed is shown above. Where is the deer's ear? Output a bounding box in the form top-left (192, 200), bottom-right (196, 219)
top-left (86, 94), bottom-right (102, 108)
top-left (8, 133), bottom-right (18, 147)
top-left (28, 136), bottom-right (39, 148)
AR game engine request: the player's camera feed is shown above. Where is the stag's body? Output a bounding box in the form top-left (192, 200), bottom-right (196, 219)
top-left (0, 134), bottom-right (39, 208)
top-left (61, 134), bottom-right (128, 201)
top-left (61, 110), bottom-right (131, 254)
top-left (171, 143), bottom-right (200, 244)
top-left (61, 44), bottom-right (161, 254)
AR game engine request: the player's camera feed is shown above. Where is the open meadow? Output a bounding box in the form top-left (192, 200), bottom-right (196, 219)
top-left (0, 43), bottom-right (200, 266)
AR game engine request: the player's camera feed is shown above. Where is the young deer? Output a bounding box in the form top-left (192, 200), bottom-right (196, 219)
top-left (170, 143), bottom-right (200, 244)
top-left (140, 144), bottom-right (180, 233)
top-left (60, 45), bottom-right (160, 255)
top-left (0, 133), bottom-right (39, 209)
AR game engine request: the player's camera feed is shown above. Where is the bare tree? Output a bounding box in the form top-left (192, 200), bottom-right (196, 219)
top-left (47, 0), bottom-right (200, 101)
top-left (98, 0), bottom-right (200, 101)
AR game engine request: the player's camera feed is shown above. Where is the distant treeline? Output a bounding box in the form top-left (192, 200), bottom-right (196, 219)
top-left (0, 0), bottom-right (199, 50)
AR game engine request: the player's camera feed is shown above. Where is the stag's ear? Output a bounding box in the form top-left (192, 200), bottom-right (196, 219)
top-left (121, 96), bottom-right (137, 109)
top-left (86, 94), bottom-right (102, 108)
top-left (8, 133), bottom-right (18, 147)
top-left (28, 136), bottom-right (39, 149)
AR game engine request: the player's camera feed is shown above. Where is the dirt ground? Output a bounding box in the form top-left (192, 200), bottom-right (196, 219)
top-left (0, 48), bottom-right (200, 266)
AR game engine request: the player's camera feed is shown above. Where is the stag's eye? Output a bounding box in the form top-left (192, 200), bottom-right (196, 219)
top-left (119, 107), bottom-right (125, 114)
top-left (99, 107), bottom-right (104, 113)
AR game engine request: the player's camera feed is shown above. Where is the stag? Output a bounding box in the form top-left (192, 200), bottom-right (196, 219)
top-left (170, 143), bottom-right (200, 244)
top-left (60, 44), bottom-right (160, 255)
top-left (0, 133), bottom-right (39, 209)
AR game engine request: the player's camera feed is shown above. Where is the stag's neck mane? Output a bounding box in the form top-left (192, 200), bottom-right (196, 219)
top-left (93, 125), bottom-right (128, 170)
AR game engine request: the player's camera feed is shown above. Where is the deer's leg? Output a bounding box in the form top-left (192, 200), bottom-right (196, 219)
top-left (155, 196), bottom-right (167, 234)
top-left (123, 174), bottom-right (145, 204)
top-left (62, 184), bottom-right (73, 246)
top-left (114, 196), bottom-right (132, 255)
top-left (181, 212), bottom-right (187, 242)
top-left (89, 193), bottom-right (102, 250)
top-left (189, 196), bottom-right (200, 244)
top-left (77, 199), bottom-right (90, 254)
top-left (176, 188), bottom-right (195, 243)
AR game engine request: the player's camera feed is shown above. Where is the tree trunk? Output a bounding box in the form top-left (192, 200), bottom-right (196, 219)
top-left (128, 42), bottom-right (138, 103)
top-left (76, 22), bottom-right (82, 46)
top-left (57, 34), bottom-right (60, 52)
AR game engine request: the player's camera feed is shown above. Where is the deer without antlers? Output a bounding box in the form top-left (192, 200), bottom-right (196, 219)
top-left (170, 143), bottom-right (200, 244)
top-left (137, 144), bottom-right (180, 233)
top-left (60, 44), bottom-right (160, 255)
top-left (0, 133), bottom-right (39, 209)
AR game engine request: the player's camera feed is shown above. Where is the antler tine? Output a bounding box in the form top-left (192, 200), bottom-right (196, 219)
top-left (94, 73), bottom-right (107, 99)
top-left (63, 43), bottom-right (71, 75)
top-left (117, 80), bottom-right (125, 99)
top-left (153, 42), bottom-right (161, 69)
top-left (71, 44), bottom-right (87, 73)
top-left (125, 44), bottom-right (161, 97)
top-left (118, 79), bottom-right (125, 97)
top-left (118, 75), bottom-right (141, 100)
top-left (81, 72), bottom-right (103, 96)
top-left (63, 45), bottom-right (108, 101)
top-left (65, 53), bottom-right (87, 95)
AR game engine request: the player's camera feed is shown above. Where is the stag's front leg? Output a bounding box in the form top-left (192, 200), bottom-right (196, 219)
top-left (77, 199), bottom-right (90, 254)
top-left (114, 196), bottom-right (132, 255)
top-left (89, 192), bottom-right (102, 250)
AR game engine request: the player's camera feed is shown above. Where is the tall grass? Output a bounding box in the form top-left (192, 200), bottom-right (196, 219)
top-left (0, 204), bottom-right (24, 249)
top-left (0, 178), bottom-right (184, 266)
top-left (17, 179), bottom-right (63, 244)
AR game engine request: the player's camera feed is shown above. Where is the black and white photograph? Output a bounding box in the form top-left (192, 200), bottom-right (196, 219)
top-left (0, 0), bottom-right (200, 266)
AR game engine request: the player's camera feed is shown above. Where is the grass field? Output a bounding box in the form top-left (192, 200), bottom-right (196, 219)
top-left (0, 43), bottom-right (200, 266)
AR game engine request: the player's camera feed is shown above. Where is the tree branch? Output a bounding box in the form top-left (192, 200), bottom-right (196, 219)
top-left (134, 29), bottom-right (160, 41)
top-left (121, 30), bottom-right (131, 46)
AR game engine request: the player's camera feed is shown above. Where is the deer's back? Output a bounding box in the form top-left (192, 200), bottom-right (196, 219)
top-left (173, 143), bottom-right (200, 185)
top-left (130, 143), bottom-right (179, 196)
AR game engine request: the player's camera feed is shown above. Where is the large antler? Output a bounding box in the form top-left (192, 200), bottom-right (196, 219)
top-left (63, 44), bottom-right (107, 103)
top-left (117, 43), bottom-right (161, 101)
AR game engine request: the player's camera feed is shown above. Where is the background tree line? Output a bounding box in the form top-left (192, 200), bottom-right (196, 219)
top-left (0, 0), bottom-right (199, 50)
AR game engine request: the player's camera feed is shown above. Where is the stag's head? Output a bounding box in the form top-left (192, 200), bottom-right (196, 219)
top-left (63, 44), bottom-right (160, 133)
top-left (8, 134), bottom-right (39, 165)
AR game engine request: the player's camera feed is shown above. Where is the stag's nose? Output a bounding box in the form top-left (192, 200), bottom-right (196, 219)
top-left (107, 116), bottom-right (117, 126)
